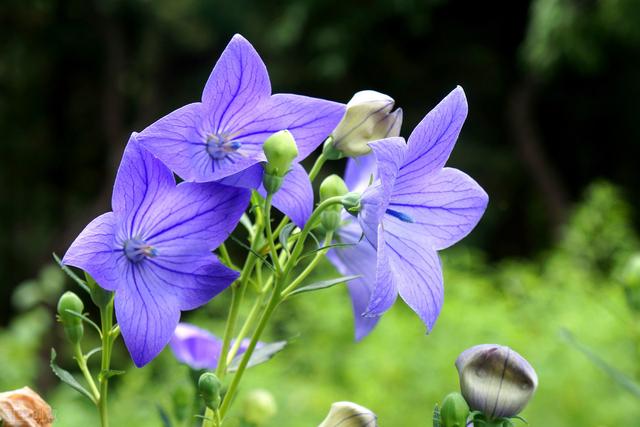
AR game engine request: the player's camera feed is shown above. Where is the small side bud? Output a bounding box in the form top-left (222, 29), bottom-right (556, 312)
top-left (198, 372), bottom-right (221, 410)
top-left (262, 130), bottom-right (298, 193)
top-left (242, 389), bottom-right (277, 426)
top-left (57, 291), bottom-right (84, 344)
top-left (317, 401), bottom-right (377, 427)
top-left (320, 175), bottom-right (349, 231)
top-left (456, 344), bottom-right (538, 420)
top-left (86, 273), bottom-right (113, 309)
top-left (330, 90), bottom-right (402, 158)
top-left (440, 392), bottom-right (469, 427)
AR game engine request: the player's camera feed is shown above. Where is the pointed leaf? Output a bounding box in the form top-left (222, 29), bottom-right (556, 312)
top-left (279, 223), bottom-right (297, 255)
top-left (228, 341), bottom-right (287, 372)
top-left (53, 253), bottom-right (90, 294)
top-left (288, 275), bottom-right (360, 297)
top-left (50, 348), bottom-right (96, 403)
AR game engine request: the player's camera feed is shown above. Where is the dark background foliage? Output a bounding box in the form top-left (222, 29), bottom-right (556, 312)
top-left (1, 0), bottom-right (639, 325)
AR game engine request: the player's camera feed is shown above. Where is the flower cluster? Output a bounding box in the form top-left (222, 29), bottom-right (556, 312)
top-left (59, 33), bottom-right (491, 424)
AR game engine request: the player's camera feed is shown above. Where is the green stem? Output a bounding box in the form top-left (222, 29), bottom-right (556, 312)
top-left (218, 290), bottom-right (281, 420)
top-left (281, 231), bottom-right (333, 297)
top-left (226, 290), bottom-right (267, 365)
top-left (215, 285), bottom-right (241, 379)
top-left (263, 194), bottom-right (282, 275)
top-left (98, 297), bottom-right (114, 427)
top-left (218, 243), bottom-right (237, 270)
top-left (308, 152), bottom-right (327, 182)
top-left (73, 346), bottom-right (99, 403)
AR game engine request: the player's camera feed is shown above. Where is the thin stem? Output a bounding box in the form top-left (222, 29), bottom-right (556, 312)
top-left (218, 243), bottom-right (237, 270)
top-left (308, 152), bottom-right (327, 182)
top-left (202, 407), bottom-right (216, 427)
top-left (215, 285), bottom-right (241, 379)
top-left (263, 194), bottom-right (282, 275)
top-left (73, 346), bottom-right (99, 403)
top-left (281, 231), bottom-right (333, 297)
top-left (98, 297), bottom-right (114, 427)
top-left (218, 290), bottom-right (281, 420)
top-left (226, 290), bottom-right (267, 365)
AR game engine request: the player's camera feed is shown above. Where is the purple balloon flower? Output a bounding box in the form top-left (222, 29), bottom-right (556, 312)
top-left (136, 34), bottom-right (345, 227)
top-left (331, 87), bottom-right (488, 336)
top-left (62, 135), bottom-right (250, 367)
top-left (169, 323), bottom-right (255, 371)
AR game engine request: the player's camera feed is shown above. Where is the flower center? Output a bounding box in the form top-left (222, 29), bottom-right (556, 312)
top-left (123, 238), bottom-right (158, 263)
top-left (206, 133), bottom-right (242, 159)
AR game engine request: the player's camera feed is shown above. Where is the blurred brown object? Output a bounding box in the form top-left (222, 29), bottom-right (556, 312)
top-left (0, 387), bottom-right (53, 427)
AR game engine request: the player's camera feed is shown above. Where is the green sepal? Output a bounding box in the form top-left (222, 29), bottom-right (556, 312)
top-left (99, 369), bottom-right (126, 381)
top-left (85, 273), bottom-right (113, 309)
top-left (50, 348), bottom-right (97, 403)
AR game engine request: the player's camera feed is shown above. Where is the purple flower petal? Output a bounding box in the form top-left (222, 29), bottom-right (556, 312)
top-left (344, 154), bottom-right (377, 193)
top-left (396, 87), bottom-right (467, 187)
top-left (236, 94), bottom-right (345, 161)
top-left (326, 221), bottom-right (380, 340)
top-left (358, 137), bottom-right (406, 246)
top-left (115, 266), bottom-right (182, 367)
top-left (62, 212), bottom-right (122, 291)
top-left (146, 253), bottom-right (239, 311)
top-left (170, 323), bottom-right (223, 370)
top-left (388, 167), bottom-right (488, 250)
top-left (112, 133), bottom-right (176, 222)
top-left (364, 224), bottom-right (399, 317)
top-left (378, 217), bottom-right (444, 330)
top-left (140, 181), bottom-right (250, 250)
top-left (201, 34), bottom-right (271, 133)
top-left (258, 162), bottom-right (313, 228)
top-left (217, 164), bottom-right (264, 189)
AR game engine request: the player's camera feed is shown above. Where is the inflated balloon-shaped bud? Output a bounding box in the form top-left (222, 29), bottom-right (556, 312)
top-left (242, 389), bottom-right (277, 426)
top-left (262, 130), bottom-right (299, 194)
top-left (328, 90), bottom-right (402, 158)
top-left (320, 175), bottom-right (349, 231)
top-left (57, 291), bottom-right (84, 344)
top-left (198, 372), bottom-right (222, 410)
top-left (455, 344), bottom-right (537, 420)
top-left (440, 392), bottom-right (470, 427)
top-left (621, 254), bottom-right (640, 312)
top-left (317, 401), bottom-right (377, 427)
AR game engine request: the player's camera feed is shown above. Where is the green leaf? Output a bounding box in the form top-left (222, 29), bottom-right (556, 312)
top-left (228, 341), bottom-right (287, 372)
top-left (99, 369), bottom-right (126, 381)
top-left (229, 235), bottom-right (275, 272)
top-left (50, 348), bottom-right (96, 403)
top-left (288, 275), bottom-right (360, 297)
top-left (53, 253), bottom-right (90, 294)
top-left (279, 223), bottom-right (297, 254)
top-left (156, 404), bottom-right (173, 427)
top-left (297, 242), bottom-right (357, 262)
top-left (561, 329), bottom-right (640, 398)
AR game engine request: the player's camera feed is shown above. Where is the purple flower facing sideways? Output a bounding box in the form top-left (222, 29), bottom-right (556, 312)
top-left (63, 135), bottom-right (250, 367)
top-left (137, 34), bottom-right (345, 228)
top-left (169, 323), bottom-right (257, 371)
top-left (330, 87), bottom-right (488, 338)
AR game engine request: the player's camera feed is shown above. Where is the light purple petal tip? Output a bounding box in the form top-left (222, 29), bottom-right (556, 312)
top-left (62, 212), bottom-right (122, 291)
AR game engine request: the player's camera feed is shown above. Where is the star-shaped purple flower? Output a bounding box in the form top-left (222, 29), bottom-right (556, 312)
top-left (332, 87), bottom-right (488, 336)
top-left (169, 322), bottom-right (257, 371)
top-left (136, 34), bottom-right (345, 227)
top-left (63, 135), bottom-right (250, 367)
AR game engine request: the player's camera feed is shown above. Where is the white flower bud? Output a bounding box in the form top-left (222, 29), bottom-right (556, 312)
top-left (455, 344), bottom-right (538, 420)
top-left (318, 401), bottom-right (377, 427)
top-left (330, 90), bottom-right (402, 157)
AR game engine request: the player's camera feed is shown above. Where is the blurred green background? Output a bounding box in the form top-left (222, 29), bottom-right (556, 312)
top-left (2, 0), bottom-right (640, 426)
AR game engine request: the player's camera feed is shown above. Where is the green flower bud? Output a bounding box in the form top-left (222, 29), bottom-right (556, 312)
top-left (242, 389), bottom-right (277, 426)
top-left (86, 273), bottom-right (113, 309)
top-left (455, 345), bottom-right (537, 420)
top-left (320, 175), bottom-right (349, 231)
top-left (198, 372), bottom-right (221, 410)
top-left (263, 130), bottom-right (298, 177)
top-left (57, 291), bottom-right (84, 344)
top-left (317, 401), bottom-right (377, 427)
top-left (330, 90), bottom-right (402, 158)
top-left (440, 392), bottom-right (470, 427)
